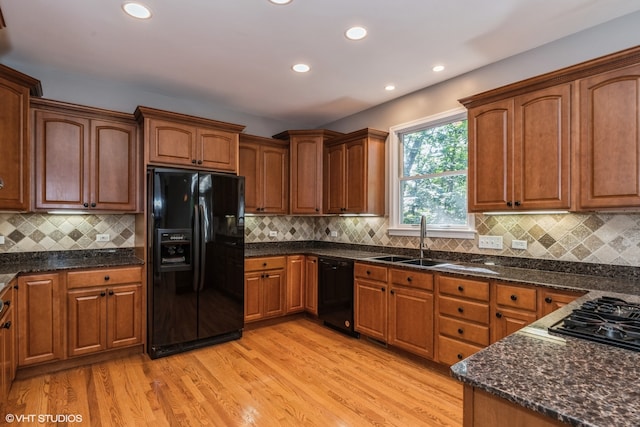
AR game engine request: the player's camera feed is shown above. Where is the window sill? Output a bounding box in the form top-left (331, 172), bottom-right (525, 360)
top-left (387, 227), bottom-right (476, 239)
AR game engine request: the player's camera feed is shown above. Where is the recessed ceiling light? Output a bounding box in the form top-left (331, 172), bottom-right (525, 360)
top-left (269, 0), bottom-right (292, 4)
top-left (345, 26), bottom-right (367, 41)
top-left (432, 65), bottom-right (445, 72)
top-left (292, 63), bottom-right (310, 73)
top-left (385, 84), bottom-right (396, 91)
top-left (122, 2), bottom-right (152, 19)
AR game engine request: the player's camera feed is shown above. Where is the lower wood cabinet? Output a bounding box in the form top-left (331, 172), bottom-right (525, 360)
top-left (286, 255), bottom-right (305, 314)
top-left (66, 267), bottom-right (142, 357)
top-left (354, 263), bottom-right (388, 342)
top-left (490, 282), bottom-right (537, 343)
top-left (244, 256), bottom-right (287, 322)
top-left (0, 284), bottom-right (16, 400)
top-left (304, 256), bottom-right (318, 315)
top-left (538, 287), bottom-right (586, 317)
top-left (17, 273), bottom-right (63, 366)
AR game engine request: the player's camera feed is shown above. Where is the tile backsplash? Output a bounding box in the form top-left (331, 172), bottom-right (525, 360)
top-left (246, 213), bottom-right (640, 267)
top-left (0, 213), bottom-right (135, 252)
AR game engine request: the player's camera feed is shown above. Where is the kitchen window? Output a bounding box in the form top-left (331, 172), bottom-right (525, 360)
top-left (388, 107), bottom-right (475, 238)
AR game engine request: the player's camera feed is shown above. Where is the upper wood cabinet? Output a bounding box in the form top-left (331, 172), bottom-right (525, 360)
top-left (239, 134), bottom-right (289, 215)
top-left (323, 128), bottom-right (388, 215)
top-left (461, 45), bottom-right (640, 212)
top-left (579, 63), bottom-right (640, 209)
top-left (0, 64), bottom-right (41, 211)
top-left (273, 129), bottom-right (343, 214)
top-left (466, 84), bottom-right (572, 212)
top-left (32, 99), bottom-right (140, 212)
top-left (135, 106), bottom-right (245, 173)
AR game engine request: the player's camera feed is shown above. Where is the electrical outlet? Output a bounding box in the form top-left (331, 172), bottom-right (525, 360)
top-left (512, 239), bottom-right (528, 250)
top-left (96, 234), bottom-right (110, 242)
top-left (0, 235), bottom-right (4, 245)
top-left (478, 235), bottom-right (503, 249)
top-left (330, 230), bottom-right (338, 237)
top-left (268, 231), bottom-right (278, 237)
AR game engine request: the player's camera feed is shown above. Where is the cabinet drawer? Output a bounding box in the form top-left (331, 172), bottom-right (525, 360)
top-left (67, 267), bottom-right (142, 289)
top-left (438, 335), bottom-right (484, 366)
top-left (439, 296), bottom-right (489, 324)
top-left (438, 275), bottom-right (489, 301)
top-left (438, 316), bottom-right (489, 346)
top-left (495, 283), bottom-right (537, 311)
top-left (245, 256), bottom-right (287, 272)
top-left (390, 269), bottom-right (433, 291)
top-left (354, 263), bottom-right (388, 282)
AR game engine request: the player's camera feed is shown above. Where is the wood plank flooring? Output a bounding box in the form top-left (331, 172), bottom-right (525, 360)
top-left (2, 318), bottom-right (462, 426)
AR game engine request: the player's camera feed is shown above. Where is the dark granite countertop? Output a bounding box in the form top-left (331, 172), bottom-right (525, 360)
top-left (451, 290), bottom-right (640, 427)
top-left (0, 248), bottom-right (144, 293)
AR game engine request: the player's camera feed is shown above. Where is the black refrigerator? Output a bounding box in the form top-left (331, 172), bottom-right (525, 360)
top-left (147, 168), bottom-right (244, 359)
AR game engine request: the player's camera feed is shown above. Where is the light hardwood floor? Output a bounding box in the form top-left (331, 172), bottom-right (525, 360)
top-left (2, 318), bottom-right (462, 426)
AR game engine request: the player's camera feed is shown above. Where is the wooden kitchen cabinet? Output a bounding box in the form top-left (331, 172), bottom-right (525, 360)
top-left (0, 284), bottom-right (16, 400)
top-left (538, 287), bottom-right (585, 317)
top-left (244, 257), bottom-right (287, 322)
top-left (66, 267), bottom-right (142, 357)
top-left (0, 64), bottom-right (41, 211)
top-left (436, 275), bottom-right (490, 365)
top-left (465, 83), bottom-right (572, 212)
top-left (273, 129), bottom-right (342, 214)
top-left (323, 128), bottom-right (387, 215)
top-left (17, 272), bottom-right (63, 366)
top-left (32, 99), bottom-right (140, 212)
top-left (305, 256), bottom-right (318, 315)
top-left (354, 263), bottom-right (388, 342)
top-left (135, 106), bottom-right (244, 172)
top-left (239, 134), bottom-right (289, 214)
top-left (286, 255), bottom-right (305, 314)
top-left (579, 63), bottom-right (640, 209)
top-left (388, 269), bottom-right (435, 360)
top-left (490, 282), bottom-right (537, 343)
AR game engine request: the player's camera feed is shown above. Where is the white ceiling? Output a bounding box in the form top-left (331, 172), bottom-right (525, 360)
top-left (2, 0), bottom-right (640, 128)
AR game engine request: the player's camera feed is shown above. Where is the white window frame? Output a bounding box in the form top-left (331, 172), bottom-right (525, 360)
top-left (387, 107), bottom-right (476, 239)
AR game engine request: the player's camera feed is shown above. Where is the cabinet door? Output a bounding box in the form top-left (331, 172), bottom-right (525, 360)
top-left (0, 78), bottom-right (30, 211)
top-left (491, 307), bottom-right (537, 343)
top-left (263, 269), bottom-right (286, 319)
top-left (0, 287), bottom-right (15, 400)
top-left (290, 137), bottom-right (323, 214)
top-left (244, 272), bottom-right (262, 322)
top-left (467, 99), bottom-right (513, 212)
top-left (286, 256), bottom-right (305, 314)
top-left (261, 145), bottom-right (288, 214)
top-left (239, 142), bottom-right (260, 213)
top-left (514, 84), bottom-right (572, 210)
top-left (539, 288), bottom-right (585, 317)
top-left (389, 286), bottom-right (434, 359)
top-left (305, 256), bottom-right (318, 315)
top-left (354, 279), bottom-right (387, 341)
top-left (147, 118), bottom-right (197, 167)
top-left (107, 284), bottom-right (142, 348)
top-left (344, 139), bottom-right (366, 213)
top-left (17, 273), bottom-right (63, 366)
top-left (67, 288), bottom-right (107, 357)
top-left (91, 119), bottom-right (138, 211)
top-left (34, 111), bottom-right (91, 210)
top-left (323, 144), bottom-right (345, 214)
top-left (197, 127), bottom-right (238, 172)
top-left (580, 63), bottom-right (640, 209)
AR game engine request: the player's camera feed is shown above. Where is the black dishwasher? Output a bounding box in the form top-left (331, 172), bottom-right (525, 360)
top-left (318, 257), bottom-right (359, 338)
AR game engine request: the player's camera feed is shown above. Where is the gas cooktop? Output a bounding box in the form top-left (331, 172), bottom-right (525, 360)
top-left (549, 296), bottom-right (640, 352)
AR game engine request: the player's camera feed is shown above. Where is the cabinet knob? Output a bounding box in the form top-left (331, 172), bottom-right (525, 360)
top-left (1, 321), bottom-right (11, 329)
top-left (457, 353), bottom-right (463, 360)
top-left (381, 287), bottom-right (385, 292)
top-left (390, 289), bottom-right (395, 295)
top-left (407, 277), bottom-right (412, 282)
top-left (366, 270), bottom-right (371, 275)
top-left (496, 312), bottom-right (503, 318)
top-left (109, 290), bottom-right (114, 296)
top-left (3, 300), bottom-right (9, 307)
top-left (457, 328), bottom-right (464, 335)
top-left (545, 297), bottom-right (553, 304)
top-left (83, 202), bottom-right (89, 208)
top-left (197, 160), bottom-right (203, 165)
top-left (315, 208), bottom-right (319, 212)
top-left (104, 275), bottom-right (110, 281)
top-left (510, 294), bottom-right (518, 301)
top-left (91, 202), bottom-right (96, 208)
top-left (457, 285), bottom-right (464, 292)
top-left (514, 201), bottom-right (521, 207)
top-left (100, 291), bottom-right (106, 297)
top-left (506, 201), bottom-right (513, 207)
top-left (457, 307), bottom-right (464, 313)
top-left (192, 159), bottom-right (197, 164)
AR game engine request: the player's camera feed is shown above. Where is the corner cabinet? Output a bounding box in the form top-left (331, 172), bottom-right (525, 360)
top-left (273, 129), bottom-right (343, 214)
top-left (239, 134), bottom-right (289, 215)
top-left (323, 128), bottom-right (388, 215)
top-left (32, 99), bottom-right (140, 212)
top-left (135, 106), bottom-right (245, 173)
top-left (0, 64), bottom-right (41, 211)
top-left (465, 83), bottom-right (572, 212)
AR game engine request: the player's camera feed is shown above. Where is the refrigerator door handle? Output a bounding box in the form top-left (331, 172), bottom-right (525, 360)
top-left (199, 204), bottom-right (206, 291)
top-left (193, 204), bottom-right (201, 292)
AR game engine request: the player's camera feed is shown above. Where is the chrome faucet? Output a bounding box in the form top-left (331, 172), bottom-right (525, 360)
top-left (419, 214), bottom-right (427, 259)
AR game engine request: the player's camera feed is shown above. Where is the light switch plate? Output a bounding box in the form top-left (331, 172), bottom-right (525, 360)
top-left (0, 235), bottom-right (4, 245)
top-left (96, 234), bottom-right (110, 242)
top-left (330, 231), bottom-right (338, 237)
top-left (268, 231), bottom-right (278, 237)
top-left (478, 235), bottom-right (503, 249)
top-left (512, 239), bottom-right (528, 250)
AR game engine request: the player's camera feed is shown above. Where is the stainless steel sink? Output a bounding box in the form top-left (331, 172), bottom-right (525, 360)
top-left (400, 258), bottom-right (448, 267)
top-left (367, 255), bottom-right (414, 263)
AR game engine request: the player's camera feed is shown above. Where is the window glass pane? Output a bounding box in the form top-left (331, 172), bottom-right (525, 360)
top-left (402, 120), bottom-right (467, 177)
top-left (401, 175), bottom-right (468, 225)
